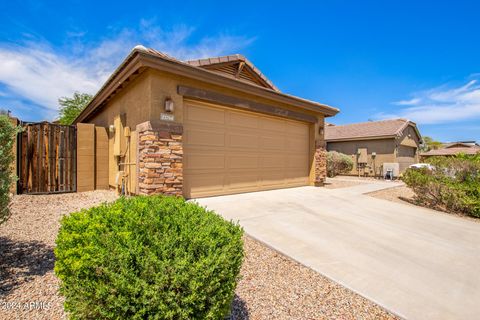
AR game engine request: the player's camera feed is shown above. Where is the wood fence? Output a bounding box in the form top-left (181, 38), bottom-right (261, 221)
top-left (17, 122), bottom-right (76, 194)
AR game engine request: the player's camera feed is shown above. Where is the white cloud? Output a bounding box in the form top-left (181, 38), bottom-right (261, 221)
top-left (393, 97), bottom-right (421, 106)
top-left (378, 77), bottom-right (480, 124)
top-left (0, 22), bottom-right (254, 120)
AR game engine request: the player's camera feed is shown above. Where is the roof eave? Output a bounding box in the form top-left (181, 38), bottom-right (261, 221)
top-left (74, 49), bottom-right (339, 124)
top-left (326, 135), bottom-right (396, 142)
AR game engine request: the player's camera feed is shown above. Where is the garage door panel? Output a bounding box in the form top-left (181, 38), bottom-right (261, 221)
top-left (186, 104), bottom-right (225, 124)
top-left (184, 102), bottom-right (310, 198)
top-left (260, 170), bottom-right (287, 187)
top-left (287, 155), bottom-right (308, 169)
top-left (261, 135), bottom-right (286, 150)
top-left (287, 121), bottom-right (309, 136)
top-left (228, 111), bottom-right (259, 129)
top-left (227, 173), bottom-right (260, 190)
top-left (185, 174), bottom-right (225, 198)
top-left (185, 153), bottom-right (225, 170)
top-left (228, 132), bottom-right (259, 149)
top-left (228, 154), bottom-right (259, 169)
top-left (261, 154), bottom-right (286, 168)
top-left (286, 169), bottom-right (309, 181)
top-left (287, 137), bottom-right (309, 151)
top-left (185, 128), bottom-right (225, 147)
top-left (261, 117), bottom-right (286, 132)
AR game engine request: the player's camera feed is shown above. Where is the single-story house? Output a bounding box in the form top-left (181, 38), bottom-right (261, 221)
top-left (421, 141), bottom-right (480, 158)
top-left (325, 119), bottom-right (422, 175)
top-left (74, 46), bottom-right (339, 198)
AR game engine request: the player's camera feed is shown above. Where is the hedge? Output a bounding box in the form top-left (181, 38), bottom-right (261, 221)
top-left (55, 196), bottom-right (244, 319)
top-left (402, 154), bottom-right (480, 217)
top-left (0, 115), bottom-right (19, 225)
top-left (326, 151), bottom-right (354, 177)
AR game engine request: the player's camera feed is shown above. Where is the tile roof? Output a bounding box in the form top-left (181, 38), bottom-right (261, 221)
top-left (74, 45), bottom-right (339, 123)
top-left (186, 54), bottom-right (278, 91)
top-left (421, 146), bottom-right (480, 156)
top-left (325, 119), bottom-right (413, 141)
top-left (140, 48), bottom-right (278, 91)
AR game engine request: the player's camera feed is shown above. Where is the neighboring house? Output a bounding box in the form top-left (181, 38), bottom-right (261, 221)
top-left (421, 141), bottom-right (480, 158)
top-left (325, 119), bottom-right (422, 175)
top-left (74, 46), bottom-right (339, 198)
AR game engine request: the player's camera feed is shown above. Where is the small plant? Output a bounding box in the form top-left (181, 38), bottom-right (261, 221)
top-left (55, 196), bottom-right (244, 319)
top-left (402, 154), bottom-right (480, 217)
top-left (326, 151), bottom-right (354, 177)
top-left (0, 115), bottom-right (20, 225)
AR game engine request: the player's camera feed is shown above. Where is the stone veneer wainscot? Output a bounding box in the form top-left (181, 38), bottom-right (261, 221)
top-left (137, 121), bottom-right (183, 196)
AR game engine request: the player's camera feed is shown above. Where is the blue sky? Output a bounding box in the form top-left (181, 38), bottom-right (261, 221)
top-left (1, 0), bottom-right (479, 142)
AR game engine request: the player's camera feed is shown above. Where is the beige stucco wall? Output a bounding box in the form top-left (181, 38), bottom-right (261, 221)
top-left (327, 138), bottom-right (396, 176)
top-left (88, 71), bottom-right (151, 193)
top-left (326, 124), bottom-right (421, 176)
top-left (86, 69), bottom-right (328, 193)
top-left (395, 125), bottom-right (421, 171)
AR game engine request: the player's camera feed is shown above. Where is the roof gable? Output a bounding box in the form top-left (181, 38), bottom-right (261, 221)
top-left (186, 55), bottom-right (279, 91)
top-left (325, 119), bottom-right (420, 142)
top-left (73, 46), bottom-right (339, 123)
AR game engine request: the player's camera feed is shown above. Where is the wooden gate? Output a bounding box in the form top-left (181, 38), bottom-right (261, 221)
top-left (17, 122), bottom-right (76, 194)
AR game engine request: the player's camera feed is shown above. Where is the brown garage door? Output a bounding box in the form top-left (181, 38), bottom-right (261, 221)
top-left (183, 101), bottom-right (310, 198)
top-left (397, 145), bottom-right (417, 172)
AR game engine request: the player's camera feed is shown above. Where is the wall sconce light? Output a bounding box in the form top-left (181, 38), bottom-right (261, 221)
top-left (109, 124), bottom-right (115, 134)
top-left (318, 127), bottom-right (324, 135)
top-left (165, 98), bottom-right (174, 113)
top-left (372, 152), bottom-right (377, 158)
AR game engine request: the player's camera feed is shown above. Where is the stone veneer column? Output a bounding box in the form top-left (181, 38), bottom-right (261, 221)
top-left (136, 121), bottom-right (183, 196)
top-left (314, 140), bottom-right (327, 186)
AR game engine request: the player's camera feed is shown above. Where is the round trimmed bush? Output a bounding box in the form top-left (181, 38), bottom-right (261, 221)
top-left (326, 151), bottom-right (354, 177)
top-left (55, 196), bottom-right (244, 319)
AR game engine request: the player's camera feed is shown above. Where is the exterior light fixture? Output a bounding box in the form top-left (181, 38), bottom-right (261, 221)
top-left (165, 98), bottom-right (174, 113)
top-left (372, 152), bottom-right (377, 158)
top-left (109, 124), bottom-right (115, 134)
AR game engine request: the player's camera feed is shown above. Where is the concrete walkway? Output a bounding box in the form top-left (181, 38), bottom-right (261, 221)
top-left (194, 181), bottom-right (480, 320)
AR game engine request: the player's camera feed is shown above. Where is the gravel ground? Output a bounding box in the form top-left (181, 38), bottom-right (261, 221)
top-left (1, 191), bottom-right (397, 320)
top-left (368, 185), bottom-right (480, 223)
top-left (324, 176), bottom-right (392, 189)
top-left (324, 180), bottom-right (365, 189)
top-left (367, 185), bottom-right (415, 205)
top-left (0, 191), bottom-right (117, 320)
top-left (231, 236), bottom-right (397, 320)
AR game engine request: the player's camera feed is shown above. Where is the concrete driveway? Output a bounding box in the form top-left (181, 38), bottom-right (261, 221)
top-left (194, 180), bottom-right (480, 320)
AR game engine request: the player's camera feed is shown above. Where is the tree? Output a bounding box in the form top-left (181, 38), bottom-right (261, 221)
top-left (58, 92), bottom-right (93, 125)
top-left (421, 136), bottom-right (443, 152)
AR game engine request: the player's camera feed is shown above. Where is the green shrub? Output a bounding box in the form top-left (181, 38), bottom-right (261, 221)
top-left (55, 196), bottom-right (244, 319)
top-left (326, 151), bottom-right (354, 177)
top-left (0, 115), bottom-right (20, 225)
top-left (402, 154), bottom-right (480, 217)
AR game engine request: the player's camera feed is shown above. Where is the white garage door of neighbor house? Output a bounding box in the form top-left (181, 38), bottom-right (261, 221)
top-left (183, 101), bottom-right (311, 198)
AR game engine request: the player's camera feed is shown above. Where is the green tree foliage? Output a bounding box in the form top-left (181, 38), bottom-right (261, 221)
top-left (58, 92), bottom-right (93, 125)
top-left (421, 136), bottom-right (443, 151)
top-left (55, 196), bottom-right (244, 319)
top-left (402, 154), bottom-right (480, 217)
top-left (0, 115), bottom-right (20, 224)
top-left (326, 151), bottom-right (354, 177)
